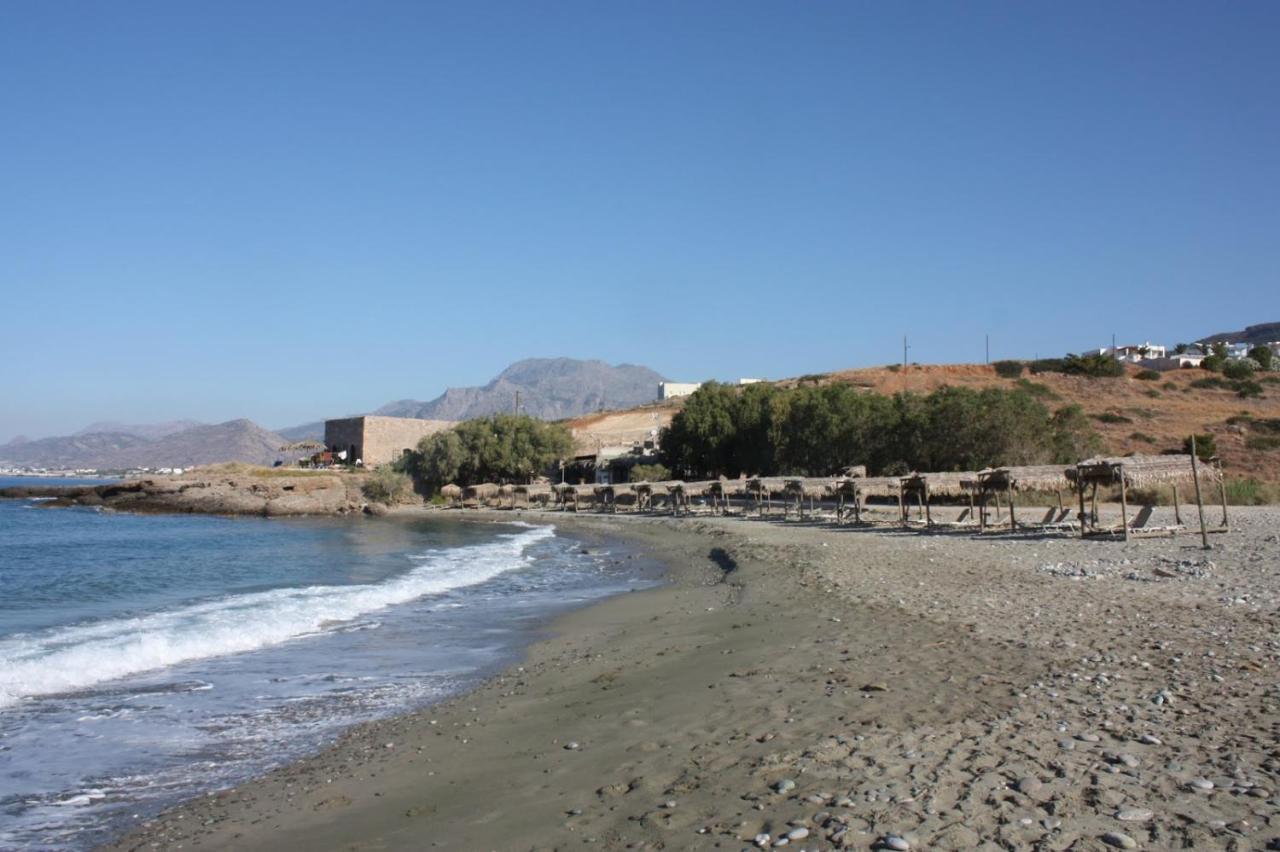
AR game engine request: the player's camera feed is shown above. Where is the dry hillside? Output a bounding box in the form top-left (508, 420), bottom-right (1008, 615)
top-left (570, 364), bottom-right (1280, 482)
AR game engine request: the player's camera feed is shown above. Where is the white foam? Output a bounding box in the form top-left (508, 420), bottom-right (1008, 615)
top-left (0, 525), bottom-right (553, 708)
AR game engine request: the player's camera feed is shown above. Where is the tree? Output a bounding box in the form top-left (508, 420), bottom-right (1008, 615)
top-left (1049, 404), bottom-right (1103, 463)
top-left (658, 382), bottom-right (739, 478)
top-left (1223, 359), bottom-right (1255, 380)
top-left (1248, 345), bottom-right (1273, 371)
top-left (409, 415), bottom-right (572, 493)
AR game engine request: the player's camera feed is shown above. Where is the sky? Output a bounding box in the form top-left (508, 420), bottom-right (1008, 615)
top-left (2, 1), bottom-right (1277, 441)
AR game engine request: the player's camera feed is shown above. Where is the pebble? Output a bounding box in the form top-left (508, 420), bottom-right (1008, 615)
top-left (786, 827), bottom-right (809, 841)
top-left (1015, 777), bottom-right (1043, 797)
top-left (775, 779), bottom-right (796, 794)
top-left (1138, 734), bottom-right (1161, 745)
top-left (1117, 807), bottom-right (1153, 822)
top-left (1102, 831), bottom-right (1137, 848)
top-left (1076, 732), bottom-right (1101, 743)
top-left (754, 833), bottom-right (771, 848)
top-left (1189, 778), bottom-right (1214, 791)
top-left (882, 836), bottom-right (910, 851)
top-left (564, 741), bottom-right (581, 751)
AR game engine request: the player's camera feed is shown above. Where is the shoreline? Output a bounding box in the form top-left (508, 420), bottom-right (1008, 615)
top-left (65, 505), bottom-right (1280, 850)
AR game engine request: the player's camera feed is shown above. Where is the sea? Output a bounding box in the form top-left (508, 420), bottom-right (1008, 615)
top-left (0, 476), bottom-right (655, 850)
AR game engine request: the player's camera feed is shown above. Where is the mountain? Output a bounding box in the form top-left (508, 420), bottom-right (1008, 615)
top-left (0, 419), bottom-right (291, 470)
top-left (1195, 321), bottom-right (1280, 347)
top-left (74, 419), bottom-right (205, 440)
top-left (275, 421), bottom-right (325, 442)
top-left (373, 358), bottom-right (666, 422)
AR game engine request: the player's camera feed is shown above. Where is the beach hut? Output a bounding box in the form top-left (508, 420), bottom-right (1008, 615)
top-left (439, 483), bottom-right (462, 507)
top-left (1065, 453), bottom-right (1225, 541)
top-left (898, 472), bottom-right (978, 527)
top-left (835, 476), bottom-right (902, 525)
top-left (970, 465), bottom-right (1074, 532)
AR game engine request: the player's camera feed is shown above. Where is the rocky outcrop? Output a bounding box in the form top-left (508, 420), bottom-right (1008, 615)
top-left (0, 471), bottom-right (371, 517)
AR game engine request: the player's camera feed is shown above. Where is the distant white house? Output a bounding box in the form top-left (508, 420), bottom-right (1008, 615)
top-left (658, 381), bottom-right (703, 400)
top-left (1099, 342), bottom-right (1166, 362)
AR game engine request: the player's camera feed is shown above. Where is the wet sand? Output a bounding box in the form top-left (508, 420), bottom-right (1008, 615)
top-left (104, 507), bottom-right (1279, 851)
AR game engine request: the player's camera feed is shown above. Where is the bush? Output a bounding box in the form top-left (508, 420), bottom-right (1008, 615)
top-left (885, 364), bottom-right (901, 373)
top-left (992, 360), bottom-right (1025, 378)
top-left (1145, 389), bottom-right (1161, 398)
top-left (1134, 369), bottom-right (1161, 381)
top-left (1222, 478), bottom-right (1280, 505)
top-left (1129, 432), bottom-right (1156, 444)
top-left (1183, 433), bottom-right (1217, 460)
top-left (1245, 434), bottom-right (1280, 451)
top-left (628, 463), bottom-right (672, 482)
top-left (1060, 352), bottom-right (1125, 378)
top-left (362, 466), bottom-right (413, 505)
top-left (1014, 378), bottom-right (1060, 400)
top-left (1223, 360), bottom-right (1255, 380)
top-left (1029, 358), bottom-right (1066, 374)
top-left (1236, 380), bottom-right (1264, 399)
top-left (1161, 382), bottom-right (1177, 391)
top-left (1190, 376), bottom-right (1230, 390)
top-left (1200, 354), bottom-right (1226, 372)
top-left (1092, 412), bottom-right (1133, 424)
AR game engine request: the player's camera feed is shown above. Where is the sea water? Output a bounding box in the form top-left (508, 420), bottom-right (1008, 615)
top-left (0, 479), bottom-right (653, 849)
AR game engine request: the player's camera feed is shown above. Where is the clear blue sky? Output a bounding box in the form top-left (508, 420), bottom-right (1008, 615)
top-left (3, 1), bottom-right (1277, 441)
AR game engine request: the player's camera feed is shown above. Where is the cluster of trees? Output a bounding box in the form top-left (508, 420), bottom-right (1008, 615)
top-left (658, 382), bottom-right (1102, 480)
top-left (404, 415), bottom-right (573, 492)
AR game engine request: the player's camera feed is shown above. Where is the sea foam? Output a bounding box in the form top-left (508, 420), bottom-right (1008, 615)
top-left (0, 525), bottom-right (553, 708)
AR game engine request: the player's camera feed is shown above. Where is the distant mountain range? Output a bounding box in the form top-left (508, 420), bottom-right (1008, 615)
top-left (5, 358), bottom-right (668, 470)
top-left (1195, 321), bottom-right (1280, 348)
top-left (276, 358), bottom-right (667, 442)
top-left (375, 358), bottom-right (665, 421)
top-left (0, 420), bottom-right (291, 471)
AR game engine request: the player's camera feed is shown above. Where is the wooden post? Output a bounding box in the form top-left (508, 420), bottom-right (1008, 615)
top-left (1118, 471), bottom-right (1129, 541)
top-left (1190, 437), bottom-right (1209, 550)
top-left (1077, 476), bottom-right (1087, 538)
top-left (924, 489), bottom-right (932, 527)
top-left (1172, 483), bottom-right (1182, 526)
top-left (1216, 460), bottom-right (1228, 529)
top-left (1007, 482), bottom-right (1017, 532)
top-left (897, 488), bottom-right (905, 526)
top-left (978, 492), bottom-right (986, 532)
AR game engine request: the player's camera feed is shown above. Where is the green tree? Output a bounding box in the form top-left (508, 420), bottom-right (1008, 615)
top-left (1248, 345), bottom-right (1273, 371)
top-left (658, 382), bottom-right (739, 478)
top-left (1049, 404), bottom-right (1103, 462)
top-left (410, 416), bottom-right (572, 493)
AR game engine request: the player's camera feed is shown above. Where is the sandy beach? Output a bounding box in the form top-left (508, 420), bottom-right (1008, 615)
top-left (103, 506), bottom-right (1279, 851)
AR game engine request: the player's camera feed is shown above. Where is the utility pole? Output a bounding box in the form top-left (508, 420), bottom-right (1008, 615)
top-left (903, 335), bottom-right (909, 369)
top-left (514, 390), bottom-right (520, 415)
top-left (985, 334), bottom-right (990, 365)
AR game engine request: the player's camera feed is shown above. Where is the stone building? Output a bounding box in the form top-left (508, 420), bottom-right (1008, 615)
top-left (323, 416), bottom-right (455, 467)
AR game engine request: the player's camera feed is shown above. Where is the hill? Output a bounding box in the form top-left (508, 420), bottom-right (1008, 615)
top-left (374, 358), bottom-right (665, 422)
top-left (73, 419), bottom-right (204, 440)
top-left (0, 419), bottom-right (292, 470)
top-left (1195, 321), bottom-right (1280, 347)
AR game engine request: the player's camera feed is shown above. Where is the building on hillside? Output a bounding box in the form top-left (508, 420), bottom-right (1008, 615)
top-left (659, 381), bottom-right (703, 400)
top-left (323, 416), bottom-right (455, 467)
top-left (1139, 354), bottom-right (1204, 371)
top-left (1099, 342), bottom-right (1167, 362)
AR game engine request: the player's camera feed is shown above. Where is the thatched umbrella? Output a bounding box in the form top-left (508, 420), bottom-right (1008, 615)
top-left (463, 482), bottom-right (500, 507)
top-left (514, 483), bottom-right (553, 508)
top-left (1066, 453), bottom-right (1224, 540)
top-left (745, 477), bottom-right (789, 515)
top-left (898, 472), bottom-right (978, 527)
top-left (595, 483), bottom-right (635, 513)
top-left (972, 465), bottom-right (1075, 532)
top-left (668, 480), bottom-right (714, 516)
top-left (835, 476), bottom-right (901, 525)
top-left (783, 477), bottom-right (839, 520)
top-left (439, 483), bottom-right (462, 507)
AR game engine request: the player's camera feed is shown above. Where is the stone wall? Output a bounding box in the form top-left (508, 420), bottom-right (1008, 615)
top-left (324, 416), bottom-right (456, 467)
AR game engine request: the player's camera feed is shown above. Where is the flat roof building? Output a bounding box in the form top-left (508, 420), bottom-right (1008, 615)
top-left (323, 416), bottom-right (455, 467)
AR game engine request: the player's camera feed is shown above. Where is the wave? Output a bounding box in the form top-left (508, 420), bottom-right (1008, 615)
top-left (0, 525), bottom-right (553, 708)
